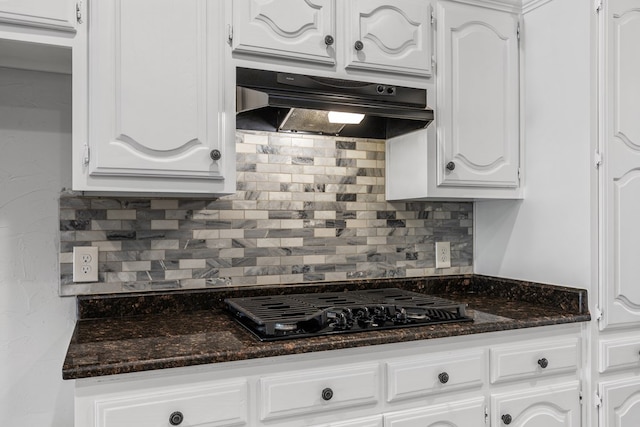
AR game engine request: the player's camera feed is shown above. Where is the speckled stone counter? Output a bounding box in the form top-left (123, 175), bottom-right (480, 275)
top-left (62, 275), bottom-right (590, 380)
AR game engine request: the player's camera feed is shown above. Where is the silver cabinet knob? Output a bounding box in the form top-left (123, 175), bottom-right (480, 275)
top-left (502, 414), bottom-right (512, 425)
top-left (538, 358), bottom-right (549, 369)
top-left (210, 149), bottom-right (222, 161)
top-left (446, 161), bottom-right (456, 171)
top-left (438, 372), bottom-right (449, 384)
top-left (354, 40), bottom-right (364, 51)
top-left (325, 35), bottom-right (334, 46)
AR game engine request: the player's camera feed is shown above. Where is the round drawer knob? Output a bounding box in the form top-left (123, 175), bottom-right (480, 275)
top-left (354, 40), bottom-right (364, 51)
top-left (446, 161), bottom-right (456, 171)
top-left (321, 387), bottom-right (333, 401)
top-left (325, 35), bottom-right (334, 46)
top-left (438, 372), bottom-right (449, 384)
top-left (169, 411), bottom-right (184, 426)
top-left (538, 358), bottom-right (549, 369)
top-left (502, 414), bottom-right (512, 425)
top-left (210, 149), bottom-right (222, 161)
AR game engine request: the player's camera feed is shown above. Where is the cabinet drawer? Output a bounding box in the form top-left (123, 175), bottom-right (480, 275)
top-left (599, 335), bottom-right (640, 373)
top-left (384, 397), bottom-right (486, 427)
top-left (490, 337), bottom-right (579, 384)
top-left (386, 350), bottom-right (485, 402)
top-left (95, 380), bottom-right (247, 427)
top-left (259, 363), bottom-right (379, 421)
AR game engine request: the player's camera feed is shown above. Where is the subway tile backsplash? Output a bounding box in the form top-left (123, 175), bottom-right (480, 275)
top-left (59, 131), bottom-right (473, 295)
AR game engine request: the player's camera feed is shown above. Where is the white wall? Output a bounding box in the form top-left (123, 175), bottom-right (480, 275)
top-left (474, 0), bottom-right (594, 290)
top-left (0, 67), bottom-right (76, 426)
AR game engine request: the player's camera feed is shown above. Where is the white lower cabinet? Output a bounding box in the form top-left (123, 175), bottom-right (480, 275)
top-left (74, 326), bottom-right (583, 427)
top-left (77, 379), bottom-right (248, 427)
top-left (599, 377), bottom-right (640, 427)
top-left (384, 397), bottom-right (486, 427)
top-left (259, 363), bottom-right (379, 421)
top-left (492, 382), bottom-right (581, 427)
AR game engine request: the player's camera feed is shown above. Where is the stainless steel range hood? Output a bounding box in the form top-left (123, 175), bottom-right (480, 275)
top-left (236, 67), bottom-right (433, 140)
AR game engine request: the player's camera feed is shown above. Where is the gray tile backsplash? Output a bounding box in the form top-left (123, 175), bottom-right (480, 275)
top-left (60, 131), bottom-right (473, 295)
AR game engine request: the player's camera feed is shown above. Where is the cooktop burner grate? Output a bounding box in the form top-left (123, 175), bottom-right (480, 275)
top-left (225, 288), bottom-right (473, 341)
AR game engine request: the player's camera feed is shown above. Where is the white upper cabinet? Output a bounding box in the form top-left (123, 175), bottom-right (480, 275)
top-left (344, 0), bottom-right (432, 76)
top-left (601, 0), bottom-right (640, 328)
top-left (231, 0), bottom-right (336, 65)
top-left (73, 0), bottom-right (235, 195)
top-left (231, 0), bottom-right (433, 78)
top-left (0, 0), bottom-right (77, 32)
top-left (436, 0), bottom-right (520, 189)
top-left (386, 0), bottom-right (521, 201)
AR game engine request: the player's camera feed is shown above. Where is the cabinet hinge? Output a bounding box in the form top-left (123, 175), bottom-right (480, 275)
top-left (484, 406), bottom-right (489, 424)
top-left (431, 56), bottom-right (436, 73)
top-left (227, 24), bottom-right (233, 44)
top-left (517, 168), bottom-right (521, 181)
top-left (579, 390), bottom-right (583, 405)
top-left (430, 9), bottom-right (435, 26)
top-left (517, 22), bottom-right (521, 41)
top-left (83, 144), bottom-right (90, 166)
top-left (594, 391), bottom-right (602, 407)
top-left (76, 1), bottom-right (83, 24)
top-left (595, 151), bottom-right (603, 168)
top-left (595, 0), bottom-right (603, 13)
top-left (594, 305), bottom-right (603, 321)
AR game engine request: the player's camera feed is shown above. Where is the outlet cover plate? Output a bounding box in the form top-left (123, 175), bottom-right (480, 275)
top-left (435, 241), bottom-right (451, 269)
top-left (73, 246), bottom-right (98, 282)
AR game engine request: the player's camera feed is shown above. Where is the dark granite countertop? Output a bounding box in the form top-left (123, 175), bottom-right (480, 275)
top-left (62, 275), bottom-right (590, 380)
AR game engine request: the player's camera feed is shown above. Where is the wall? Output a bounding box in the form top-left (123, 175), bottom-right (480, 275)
top-left (0, 67), bottom-right (75, 426)
top-left (474, 0), bottom-right (594, 290)
top-left (60, 132), bottom-right (474, 295)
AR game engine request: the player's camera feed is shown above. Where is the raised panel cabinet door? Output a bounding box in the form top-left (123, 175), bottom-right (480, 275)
top-left (384, 397), bottom-right (485, 427)
top-left (491, 382), bottom-right (580, 427)
top-left (345, 0), bottom-right (432, 76)
top-left (87, 0), bottom-right (229, 183)
top-left (436, 1), bottom-right (519, 188)
top-left (232, 0), bottom-right (336, 65)
top-left (0, 0), bottom-right (76, 31)
top-left (600, 377), bottom-right (640, 427)
top-left (601, 0), bottom-right (640, 329)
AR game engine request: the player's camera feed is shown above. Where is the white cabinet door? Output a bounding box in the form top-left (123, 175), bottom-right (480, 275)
top-left (0, 0), bottom-right (77, 31)
top-left (231, 0), bottom-right (336, 65)
top-left (436, 0), bottom-right (519, 188)
top-left (600, 0), bottom-right (640, 328)
top-left (384, 397), bottom-right (485, 427)
top-left (599, 377), bottom-right (640, 427)
top-left (344, 0), bottom-right (432, 76)
top-left (491, 382), bottom-right (580, 427)
top-left (76, 0), bottom-right (235, 195)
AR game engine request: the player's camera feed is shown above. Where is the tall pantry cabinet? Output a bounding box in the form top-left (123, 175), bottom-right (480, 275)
top-left (475, 0), bottom-right (640, 426)
top-left (596, 0), bottom-right (640, 425)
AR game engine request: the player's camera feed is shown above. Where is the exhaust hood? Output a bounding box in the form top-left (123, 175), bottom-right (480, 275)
top-left (236, 67), bottom-right (434, 140)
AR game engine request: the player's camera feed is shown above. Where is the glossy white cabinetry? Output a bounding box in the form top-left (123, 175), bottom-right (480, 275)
top-left (75, 326), bottom-right (583, 427)
top-left (492, 382), bottom-right (581, 427)
top-left (0, 0), bottom-right (77, 32)
top-left (384, 397), bottom-right (486, 427)
top-left (435, 0), bottom-right (520, 189)
top-left (231, 0), bottom-right (336, 65)
top-left (599, 0), bottom-right (640, 329)
top-left (72, 0), bottom-right (235, 195)
top-left (385, 0), bottom-right (522, 201)
top-left (231, 0), bottom-right (433, 78)
top-left (85, 380), bottom-right (248, 427)
top-left (259, 364), bottom-right (379, 421)
top-left (599, 377), bottom-right (640, 427)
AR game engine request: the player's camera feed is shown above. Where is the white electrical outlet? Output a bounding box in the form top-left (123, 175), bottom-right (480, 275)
top-left (435, 241), bottom-right (451, 269)
top-left (73, 246), bottom-right (99, 282)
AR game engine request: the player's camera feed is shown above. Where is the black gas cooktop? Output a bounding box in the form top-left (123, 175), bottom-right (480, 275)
top-left (225, 288), bottom-right (473, 341)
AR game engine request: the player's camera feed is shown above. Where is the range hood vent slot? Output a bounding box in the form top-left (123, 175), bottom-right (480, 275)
top-left (236, 67), bottom-right (433, 140)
